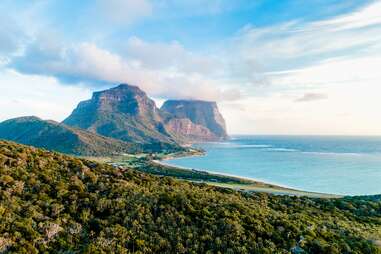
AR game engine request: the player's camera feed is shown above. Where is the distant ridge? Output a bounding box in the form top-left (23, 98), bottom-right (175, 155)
top-left (0, 116), bottom-right (145, 156)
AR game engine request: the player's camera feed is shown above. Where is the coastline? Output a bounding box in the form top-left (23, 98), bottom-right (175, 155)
top-left (157, 159), bottom-right (289, 187)
top-left (156, 151), bottom-right (342, 198)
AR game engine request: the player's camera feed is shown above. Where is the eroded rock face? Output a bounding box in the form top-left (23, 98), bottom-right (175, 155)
top-left (164, 118), bottom-right (219, 143)
top-left (161, 100), bottom-right (228, 142)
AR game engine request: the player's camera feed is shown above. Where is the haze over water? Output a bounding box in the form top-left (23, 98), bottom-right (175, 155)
top-left (166, 135), bottom-right (381, 195)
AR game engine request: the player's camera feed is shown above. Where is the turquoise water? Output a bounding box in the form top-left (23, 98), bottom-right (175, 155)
top-left (166, 136), bottom-right (381, 195)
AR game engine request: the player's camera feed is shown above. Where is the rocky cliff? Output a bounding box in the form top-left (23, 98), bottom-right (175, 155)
top-left (161, 100), bottom-right (228, 142)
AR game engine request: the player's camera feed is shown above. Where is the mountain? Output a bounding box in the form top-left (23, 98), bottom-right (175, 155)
top-left (0, 116), bottom-right (144, 156)
top-left (63, 84), bottom-right (178, 150)
top-left (0, 84), bottom-right (229, 156)
top-left (161, 100), bottom-right (228, 142)
top-left (0, 140), bottom-right (380, 253)
top-left (63, 84), bottom-right (229, 145)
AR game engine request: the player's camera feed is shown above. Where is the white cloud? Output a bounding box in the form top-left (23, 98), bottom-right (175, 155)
top-left (0, 15), bottom-right (27, 60)
top-left (218, 1), bottom-right (381, 135)
top-left (155, 0), bottom-right (257, 17)
top-left (221, 79), bottom-right (381, 135)
top-left (95, 0), bottom-right (152, 24)
top-left (295, 93), bottom-right (328, 102)
top-left (11, 40), bottom-right (240, 102)
top-left (124, 37), bottom-right (223, 75)
top-left (268, 55), bottom-right (381, 89)
top-left (313, 1), bottom-right (381, 31)
top-left (232, 1), bottom-right (381, 73)
top-left (0, 69), bottom-right (91, 122)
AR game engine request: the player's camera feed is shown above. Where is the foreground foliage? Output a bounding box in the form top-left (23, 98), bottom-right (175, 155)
top-left (0, 140), bottom-right (380, 253)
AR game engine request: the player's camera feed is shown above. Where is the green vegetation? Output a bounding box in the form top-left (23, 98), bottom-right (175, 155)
top-left (0, 116), bottom-right (144, 156)
top-left (0, 140), bottom-right (380, 253)
top-left (0, 116), bottom-right (184, 156)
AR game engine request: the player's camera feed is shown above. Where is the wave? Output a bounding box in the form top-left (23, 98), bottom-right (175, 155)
top-left (240, 144), bottom-right (273, 148)
top-left (212, 143), bottom-right (273, 148)
top-left (264, 148), bottom-right (299, 152)
top-left (216, 144), bottom-right (298, 152)
top-left (301, 151), bottom-right (365, 156)
top-left (213, 143), bottom-right (298, 151)
top-left (207, 142), bottom-right (381, 156)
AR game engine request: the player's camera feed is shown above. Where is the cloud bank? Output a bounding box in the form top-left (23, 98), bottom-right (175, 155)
top-left (95, 0), bottom-right (152, 24)
top-left (295, 93), bottom-right (328, 102)
top-left (11, 37), bottom-right (240, 101)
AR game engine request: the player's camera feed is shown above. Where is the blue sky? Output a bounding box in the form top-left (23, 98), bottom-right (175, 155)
top-left (1, 0), bottom-right (381, 135)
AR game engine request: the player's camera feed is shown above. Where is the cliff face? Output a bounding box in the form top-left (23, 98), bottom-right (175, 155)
top-left (164, 118), bottom-right (219, 143)
top-left (63, 84), bottom-right (177, 148)
top-left (161, 100), bottom-right (228, 142)
top-left (0, 116), bottom-right (145, 156)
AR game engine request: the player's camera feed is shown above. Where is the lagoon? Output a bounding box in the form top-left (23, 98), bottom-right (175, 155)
top-left (166, 135), bottom-right (381, 195)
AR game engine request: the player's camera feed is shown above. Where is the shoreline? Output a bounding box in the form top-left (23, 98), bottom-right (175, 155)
top-left (158, 158), bottom-right (292, 188)
top-left (156, 151), bottom-right (342, 198)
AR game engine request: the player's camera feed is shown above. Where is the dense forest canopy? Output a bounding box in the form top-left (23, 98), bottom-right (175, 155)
top-left (0, 140), bottom-right (380, 253)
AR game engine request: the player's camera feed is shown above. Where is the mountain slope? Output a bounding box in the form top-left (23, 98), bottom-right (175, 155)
top-left (0, 116), bottom-right (143, 156)
top-left (161, 100), bottom-right (228, 142)
top-left (63, 84), bottom-right (177, 148)
top-left (0, 140), bottom-right (380, 253)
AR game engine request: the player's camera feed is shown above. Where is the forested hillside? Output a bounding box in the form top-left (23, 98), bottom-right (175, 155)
top-left (0, 140), bottom-right (380, 253)
top-left (0, 116), bottom-right (182, 156)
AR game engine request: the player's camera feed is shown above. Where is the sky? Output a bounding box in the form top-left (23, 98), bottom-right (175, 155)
top-left (1, 0), bottom-right (381, 135)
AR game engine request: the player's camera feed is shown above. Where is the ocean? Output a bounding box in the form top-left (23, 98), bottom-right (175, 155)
top-left (165, 135), bottom-right (381, 196)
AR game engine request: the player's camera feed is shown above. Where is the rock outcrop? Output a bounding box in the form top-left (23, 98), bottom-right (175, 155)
top-left (164, 118), bottom-right (218, 143)
top-left (161, 100), bottom-right (228, 142)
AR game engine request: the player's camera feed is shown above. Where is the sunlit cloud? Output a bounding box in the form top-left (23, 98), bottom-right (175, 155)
top-left (94, 0), bottom-right (152, 24)
top-left (295, 93), bottom-right (328, 102)
top-left (11, 39), bottom-right (240, 101)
